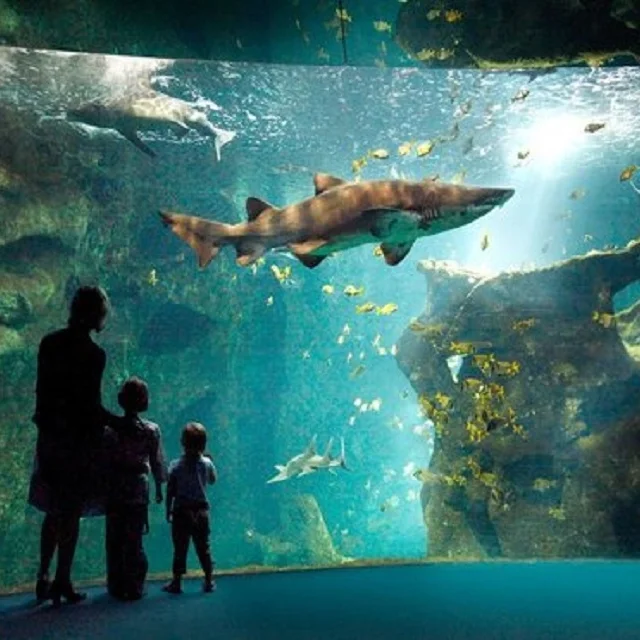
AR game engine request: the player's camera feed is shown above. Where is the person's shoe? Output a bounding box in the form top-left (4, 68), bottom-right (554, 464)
top-left (35, 576), bottom-right (50, 603)
top-left (161, 579), bottom-right (182, 594)
top-left (49, 580), bottom-right (87, 607)
top-left (203, 578), bottom-right (216, 593)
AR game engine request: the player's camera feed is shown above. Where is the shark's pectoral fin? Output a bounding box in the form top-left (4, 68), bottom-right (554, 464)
top-left (369, 209), bottom-right (399, 238)
top-left (288, 240), bottom-right (328, 268)
top-left (171, 120), bottom-right (191, 139)
top-left (294, 253), bottom-right (327, 269)
top-left (380, 241), bottom-right (415, 266)
top-left (246, 197), bottom-right (275, 221)
top-left (119, 127), bottom-right (156, 157)
top-left (236, 242), bottom-right (266, 266)
top-left (298, 467), bottom-right (316, 477)
top-left (313, 173), bottom-right (348, 195)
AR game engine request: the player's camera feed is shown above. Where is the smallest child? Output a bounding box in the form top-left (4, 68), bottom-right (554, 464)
top-left (163, 422), bottom-right (217, 594)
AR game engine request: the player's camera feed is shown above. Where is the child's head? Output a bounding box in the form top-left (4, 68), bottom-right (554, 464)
top-left (118, 376), bottom-right (149, 414)
top-left (181, 421), bottom-right (207, 455)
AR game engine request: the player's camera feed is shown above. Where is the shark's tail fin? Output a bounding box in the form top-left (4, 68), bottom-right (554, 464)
top-left (338, 437), bottom-right (348, 470)
top-left (160, 211), bottom-right (234, 268)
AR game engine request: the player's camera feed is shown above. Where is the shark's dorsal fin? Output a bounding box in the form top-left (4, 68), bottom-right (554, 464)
top-left (322, 437), bottom-right (334, 459)
top-left (380, 241), bottom-right (415, 266)
top-left (305, 434), bottom-right (317, 455)
top-left (313, 173), bottom-right (347, 195)
top-left (246, 197), bottom-right (274, 221)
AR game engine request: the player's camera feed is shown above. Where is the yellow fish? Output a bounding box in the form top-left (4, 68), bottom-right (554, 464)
top-left (376, 303), bottom-right (398, 316)
top-left (322, 284), bottom-right (335, 295)
top-left (343, 284), bottom-right (365, 297)
top-left (370, 148), bottom-right (390, 159)
top-left (444, 9), bottom-right (463, 22)
top-left (450, 341), bottom-right (477, 355)
top-left (426, 9), bottom-right (441, 20)
top-left (356, 302), bottom-right (377, 314)
top-left (373, 20), bottom-right (392, 32)
top-left (416, 141), bottom-right (434, 157)
top-left (147, 268), bottom-right (158, 286)
top-left (434, 391), bottom-right (452, 409)
top-left (336, 8), bottom-right (352, 22)
top-left (592, 310), bottom-right (616, 328)
top-left (398, 142), bottom-right (412, 156)
top-left (270, 264), bottom-right (292, 283)
top-left (512, 318), bottom-right (536, 333)
top-left (350, 364), bottom-right (366, 379)
top-left (373, 246), bottom-right (384, 257)
top-left (480, 233), bottom-right (489, 251)
top-left (620, 165), bottom-right (638, 182)
top-left (352, 156), bottom-right (368, 173)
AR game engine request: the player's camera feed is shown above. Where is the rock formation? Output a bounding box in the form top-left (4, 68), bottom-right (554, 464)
top-left (246, 493), bottom-right (346, 567)
top-left (396, 238), bottom-right (640, 558)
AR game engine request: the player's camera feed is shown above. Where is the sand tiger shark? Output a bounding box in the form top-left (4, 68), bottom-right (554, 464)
top-left (67, 85), bottom-right (236, 160)
top-left (267, 435), bottom-right (348, 484)
top-left (160, 173), bottom-right (514, 268)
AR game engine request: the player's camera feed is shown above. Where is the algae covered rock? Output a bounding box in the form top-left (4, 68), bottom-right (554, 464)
top-left (0, 326), bottom-right (23, 356)
top-left (396, 0), bottom-right (640, 69)
top-left (246, 493), bottom-right (345, 567)
top-left (398, 238), bottom-right (640, 559)
top-left (0, 268), bottom-right (56, 327)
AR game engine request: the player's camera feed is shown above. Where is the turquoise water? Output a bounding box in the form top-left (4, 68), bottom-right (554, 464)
top-left (0, 45), bottom-right (639, 597)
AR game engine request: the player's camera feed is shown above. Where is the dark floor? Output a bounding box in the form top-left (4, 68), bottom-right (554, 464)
top-left (1, 561), bottom-right (639, 639)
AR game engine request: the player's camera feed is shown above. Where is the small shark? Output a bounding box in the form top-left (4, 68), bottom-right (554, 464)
top-left (67, 85), bottom-right (236, 160)
top-left (267, 435), bottom-right (347, 484)
top-left (160, 172), bottom-right (514, 269)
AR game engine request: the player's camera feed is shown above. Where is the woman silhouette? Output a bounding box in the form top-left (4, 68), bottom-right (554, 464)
top-left (28, 285), bottom-right (115, 606)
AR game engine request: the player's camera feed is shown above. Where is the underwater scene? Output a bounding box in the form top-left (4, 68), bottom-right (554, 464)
top-left (0, 45), bottom-right (639, 594)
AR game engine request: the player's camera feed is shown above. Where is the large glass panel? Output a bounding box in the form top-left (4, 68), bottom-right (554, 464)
top-left (0, 45), bottom-right (639, 593)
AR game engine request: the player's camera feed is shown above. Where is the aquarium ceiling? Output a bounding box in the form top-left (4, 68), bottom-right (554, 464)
top-left (0, 0), bottom-right (638, 70)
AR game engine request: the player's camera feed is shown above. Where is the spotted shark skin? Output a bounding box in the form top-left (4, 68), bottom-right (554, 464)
top-left (67, 86), bottom-right (236, 160)
top-left (160, 173), bottom-right (514, 268)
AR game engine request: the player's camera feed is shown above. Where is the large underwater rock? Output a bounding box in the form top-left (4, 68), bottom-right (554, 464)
top-left (396, 0), bottom-right (640, 68)
top-left (397, 237), bottom-right (640, 559)
top-left (246, 494), bottom-right (346, 567)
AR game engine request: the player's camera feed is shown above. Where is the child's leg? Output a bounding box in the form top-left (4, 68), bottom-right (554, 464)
top-left (163, 509), bottom-right (189, 594)
top-left (122, 506), bottom-right (148, 599)
top-left (106, 508), bottom-right (126, 597)
top-left (192, 508), bottom-right (214, 590)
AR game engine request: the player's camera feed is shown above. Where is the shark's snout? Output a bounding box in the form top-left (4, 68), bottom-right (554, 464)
top-left (485, 187), bottom-right (515, 207)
